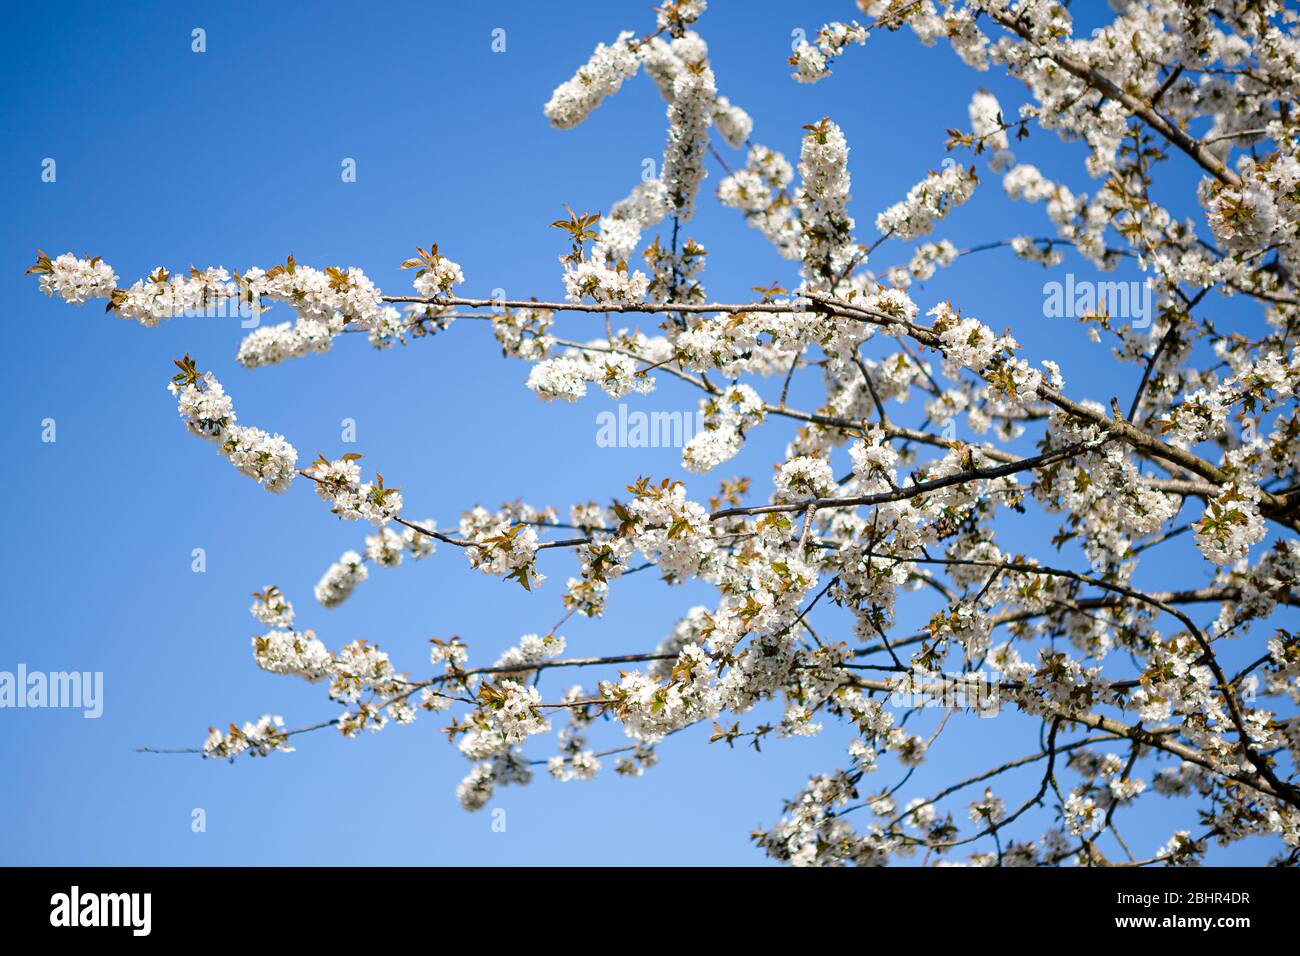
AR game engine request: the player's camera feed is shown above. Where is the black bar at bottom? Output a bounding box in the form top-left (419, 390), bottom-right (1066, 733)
top-left (0, 865), bottom-right (1292, 938)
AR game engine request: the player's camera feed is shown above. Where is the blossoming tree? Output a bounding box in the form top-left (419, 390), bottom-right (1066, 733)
top-left (29, 0), bottom-right (1300, 866)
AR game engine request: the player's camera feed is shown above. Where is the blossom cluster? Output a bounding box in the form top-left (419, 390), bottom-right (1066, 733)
top-left (796, 118), bottom-right (857, 286)
top-left (459, 680), bottom-right (551, 759)
top-left (789, 21), bottom-right (870, 84)
top-left (459, 506), bottom-right (545, 590)
top-left (307, 454), bottom-right (404, 525)
top-left (875, 163), bottom-right (979, 240)
top-left (202, 715), bottom-right (293, 760)
top-left (543, 31), bottom-right (641, 130)
top-left (28, 247), bottom-right (465, 368)
top-left (167, 356), bottom-right (298, 492)
top-left (28, 251), bottom-right (118, 305)
top-left (681, 384), bottom-right (766, 473)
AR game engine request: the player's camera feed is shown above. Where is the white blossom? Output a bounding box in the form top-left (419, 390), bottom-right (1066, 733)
top-left (544, 32), bottom-right (640, 129)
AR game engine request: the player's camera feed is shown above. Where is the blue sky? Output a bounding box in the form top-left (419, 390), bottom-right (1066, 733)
top-left (1, 1), bottom-right (1291, 865)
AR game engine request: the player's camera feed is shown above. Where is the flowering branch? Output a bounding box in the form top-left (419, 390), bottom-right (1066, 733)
top-left (31, 0), bottom-right (1300, 866)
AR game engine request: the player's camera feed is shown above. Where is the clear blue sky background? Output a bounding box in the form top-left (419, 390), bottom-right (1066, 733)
top-left (1, 1), bottom-right (1291, 865)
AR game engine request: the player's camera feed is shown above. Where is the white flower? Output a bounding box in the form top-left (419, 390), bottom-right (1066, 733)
top-left (549, 750), bottom-right (602, 782)
top-left (365, 527), bottom-right (404, 567)
top-left (493, 632), bottom-right (567, 680)
top-left (907, 240), bottom-right (959, 282)
top-left (220, 426), bottom-right (298, 492)
top-left (599, 645), bottom-right (719, 742)
top-left (796, 118), bottom-right (856, 283)
top-left (32, 252), bottom-right (118, 305)
top-left (250, 585), bottom-right (294, 628)
top-left (656, 0), bottom-right (707, 35)
top-left (790, 42), bottom-right (829, 84)
top-left (457, 763), bottom-right (496, 811)
top-left (712, 95), bottom-right (752, 147)
top-left (253, 629), bottom-right (332, 682)
top-left (562, 251), bottom-right (650, 306)
top-left (621, 479), bottom-right (715, 581)
top-left (681, 384), bottom-right (764, 473)
top-left (596, 180), bottom-right (669, 262)
top-left (1009, 235), bottom-right (1064, 266)
top-left (775, 456), bottom-right (836, 501)
top-left (1064, 792), bottom-right (1102, 836)
top-left (410, 249), bottom-right (464, 299)
top-left (309, 455), bottom-right (403, 524)
top-left (934, 309), bottom-right (1001, 373)
top-left (661, 62), bottom-right (716, 221)
top-left (167, 360), bottom-right (299, 492)
top-left (233, 261), bottom-right (401, 367)
top-left (1002, 164), bottom-right (1055, 203)
top-left (968, 89), bottom-right (1015, 171)
top-left (789, 22), bottom-right (868, 84)
top-left (461, 513), bottom-right (543, 590)
top-left (169, 371), bottom-right (235, 441)
top-left (460, 680), bottom-right (551, 758)
top-left (968, 788), bottom-right (1006, 825)
top-left (315, 550), bottom-right (369, 608)
top-left (875, 164), bottom-right (978, 240)
top-left (1195, 481), bottom-right (1266, 566)
top-left (526, 357), bottom-right (590, 402)
top-left (329, 639), bottom-right (401, 704)
top-left (401, 520), bottom-right (438, 559)
top-left (544, 32), bottom-right (640, 129)
top-left (849, 427), bottom-right (899, 492)
top-left (202, 715), bottom-right (292, 760)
